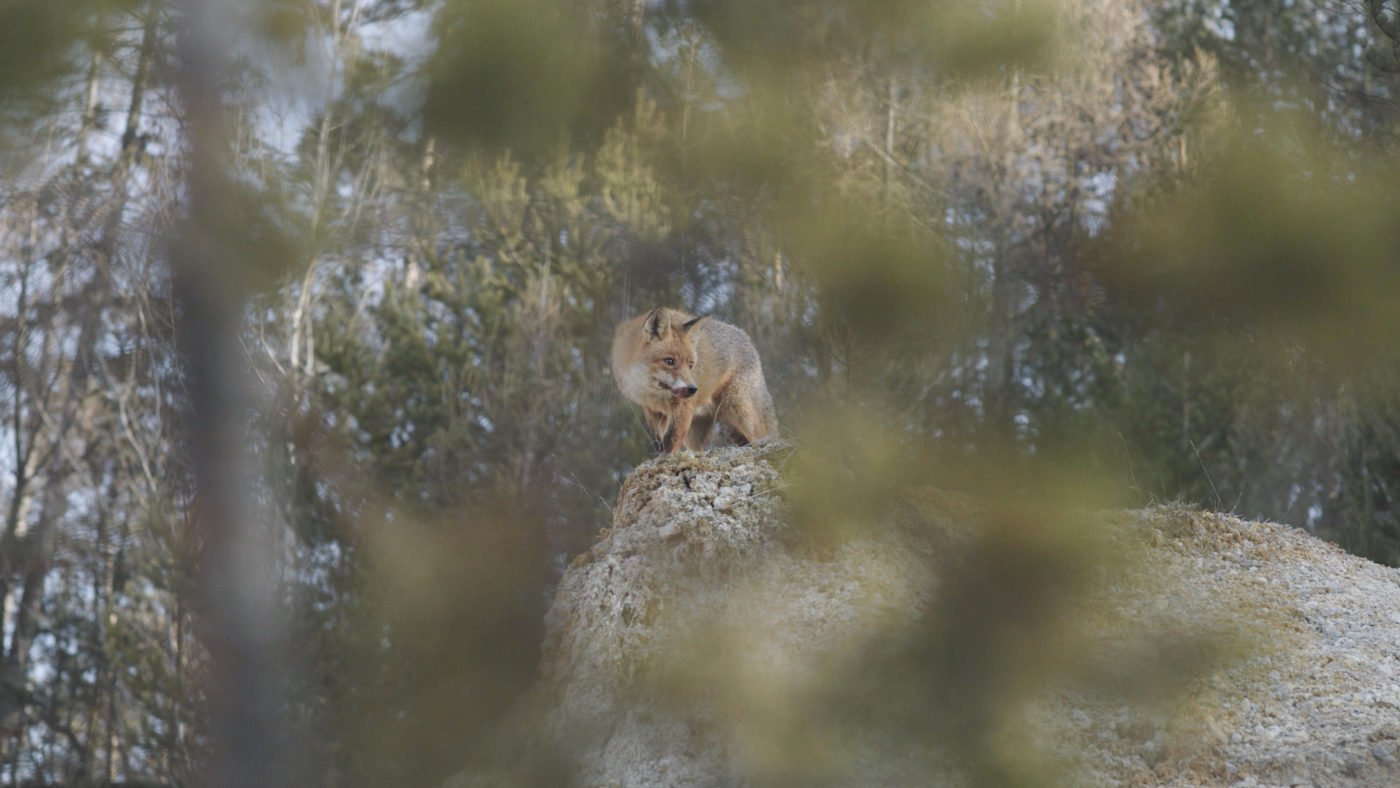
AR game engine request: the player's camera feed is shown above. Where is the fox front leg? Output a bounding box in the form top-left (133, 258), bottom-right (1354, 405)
top-left (664, 404), bottom-right (695, 454)
top-left (644, 410), bottom-right (671, 453)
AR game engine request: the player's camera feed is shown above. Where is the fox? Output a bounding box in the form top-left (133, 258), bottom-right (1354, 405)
top-left (612, 307), bottom-right (778, 453)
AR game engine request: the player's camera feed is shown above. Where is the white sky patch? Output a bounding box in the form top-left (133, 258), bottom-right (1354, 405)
top-left (361, 6), bottom-right (435, 54)
top-left (256, 5), bottom-right (437, 155)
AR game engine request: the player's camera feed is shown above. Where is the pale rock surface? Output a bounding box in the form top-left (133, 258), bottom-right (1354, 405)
top-left (460, 444), bottom-right (1400, 787)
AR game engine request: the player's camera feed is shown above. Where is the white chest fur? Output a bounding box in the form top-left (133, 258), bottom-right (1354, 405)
top-left (618, 361), bottom-right (663, 406)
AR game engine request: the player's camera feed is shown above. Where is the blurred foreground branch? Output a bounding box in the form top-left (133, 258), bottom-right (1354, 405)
top-left (171, 1), bottom-right (291, 786)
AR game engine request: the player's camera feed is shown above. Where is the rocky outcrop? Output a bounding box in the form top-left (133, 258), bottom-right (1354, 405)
top-left (464, 444), bottom-right (1400, 787)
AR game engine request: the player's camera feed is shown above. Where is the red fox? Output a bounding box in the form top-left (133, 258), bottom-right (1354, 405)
top-left (612, 307), bottom-right (778, 453)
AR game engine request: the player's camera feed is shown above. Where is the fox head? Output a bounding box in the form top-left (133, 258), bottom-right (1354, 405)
top-left (640, 308), bottom-right (710, 399)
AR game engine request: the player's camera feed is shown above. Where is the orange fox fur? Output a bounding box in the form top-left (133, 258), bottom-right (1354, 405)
top-left (611, 308), bottom-right (778, 453)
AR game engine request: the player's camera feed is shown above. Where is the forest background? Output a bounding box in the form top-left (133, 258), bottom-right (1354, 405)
top-left (3, 0), bottom-right (1400, 784)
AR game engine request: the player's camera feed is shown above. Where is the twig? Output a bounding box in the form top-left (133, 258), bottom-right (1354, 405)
top-left (1189, 439), bottom-right (1223, 512)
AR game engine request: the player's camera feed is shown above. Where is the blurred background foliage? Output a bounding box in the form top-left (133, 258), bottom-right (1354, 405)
top-left (2, 0), bottom-right (1400, 783)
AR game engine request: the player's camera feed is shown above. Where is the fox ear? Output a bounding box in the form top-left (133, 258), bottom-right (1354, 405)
top-left (643, 308), bottom-right (670, 340)
top-left (680, 315), bottom-right (710, 334)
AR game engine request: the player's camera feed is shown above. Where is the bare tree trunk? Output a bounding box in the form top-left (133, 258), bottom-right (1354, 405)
top-left (627, 0), bottom-right (646, 42)
top-left (883, 78), bottom-right (897, 213)
top-left (1, 249), bottom-right (37, 641)
top-left (985, 40), bottom-right (1025, 443)
top-left (0, 498), bottom-right (57, 736)
top-left (120, 8), bottom-right (158, 160)
top-left (76, 44), bottom-right (102, 163)
top-left (986, 241), bottom-right (1017, 441)
top-left (166, 593), bottom-right (186, 784)
top-left (172, 1), bottom-right (292, 786)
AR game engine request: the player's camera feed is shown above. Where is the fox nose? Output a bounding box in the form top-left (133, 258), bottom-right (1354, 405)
top-left (674, 384), bottom-right (698, 398)
top-left (685, 384), bottom-right (698, 397)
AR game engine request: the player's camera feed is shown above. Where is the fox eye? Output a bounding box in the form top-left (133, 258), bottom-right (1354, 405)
top-left (663, 357), bottom-right (675, 367)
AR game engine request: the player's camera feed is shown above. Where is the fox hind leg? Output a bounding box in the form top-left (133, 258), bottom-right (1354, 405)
top-left (718, 394), bottom-right (774, 447)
